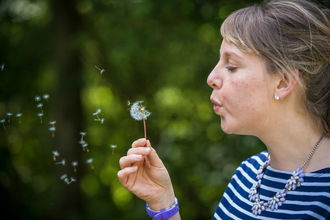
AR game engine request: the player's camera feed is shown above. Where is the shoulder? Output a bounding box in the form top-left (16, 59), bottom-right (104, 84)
top-left (227, 151), bottom-right (268, 184)
top-left (236, 150), bottom-right (268, 173)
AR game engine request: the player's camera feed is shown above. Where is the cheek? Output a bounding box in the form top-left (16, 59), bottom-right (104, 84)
top-left (227, 79), bottom-right (268, 112)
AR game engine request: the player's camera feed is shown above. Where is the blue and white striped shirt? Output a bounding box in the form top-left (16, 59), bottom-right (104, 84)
top-left (213, 151), bottom-right (330, 220)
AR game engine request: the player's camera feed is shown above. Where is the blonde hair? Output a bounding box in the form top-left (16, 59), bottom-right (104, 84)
top-left (221, 0), bottom-right (330, 134)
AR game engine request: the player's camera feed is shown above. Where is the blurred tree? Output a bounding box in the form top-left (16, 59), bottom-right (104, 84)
top-left (50, 0), bottom-right (84, 219)
top-left (2, 0), bottom-right (328, 219)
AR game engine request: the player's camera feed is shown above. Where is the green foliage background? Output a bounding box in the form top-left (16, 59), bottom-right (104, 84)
top-left (2, 0), bottom-right (326, 219)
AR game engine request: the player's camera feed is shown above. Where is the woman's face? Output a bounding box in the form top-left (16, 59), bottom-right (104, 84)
top-left (207, 40), bottom-right (275, 136)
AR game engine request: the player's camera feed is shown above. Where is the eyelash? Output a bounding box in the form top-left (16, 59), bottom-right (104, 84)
top-left (226, 66), bottom-right (237, 72)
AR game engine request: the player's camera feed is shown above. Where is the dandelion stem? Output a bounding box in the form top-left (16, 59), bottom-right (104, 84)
top-left (143, 118), bottom-right (151, 170)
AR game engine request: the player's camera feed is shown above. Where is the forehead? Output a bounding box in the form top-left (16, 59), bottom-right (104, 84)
top-left (220, 40), bottom-right (255, 61)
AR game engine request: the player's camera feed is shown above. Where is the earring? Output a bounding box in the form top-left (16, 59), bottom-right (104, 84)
top-left (275, 94), bottom-right (280, 100)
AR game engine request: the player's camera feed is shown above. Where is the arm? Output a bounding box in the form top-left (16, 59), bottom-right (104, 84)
top-left (117, 138), bottom-right (181, 220)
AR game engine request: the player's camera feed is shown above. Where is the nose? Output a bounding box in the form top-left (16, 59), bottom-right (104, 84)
top-left (207, 62), bottom-right (222, 90)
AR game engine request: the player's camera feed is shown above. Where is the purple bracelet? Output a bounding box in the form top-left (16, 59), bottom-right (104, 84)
top-left (146, 197), bottom-right (179, 220)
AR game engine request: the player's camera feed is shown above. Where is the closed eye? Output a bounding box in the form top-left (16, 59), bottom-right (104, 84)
top-left (226, 66), bottom-right (237, 72)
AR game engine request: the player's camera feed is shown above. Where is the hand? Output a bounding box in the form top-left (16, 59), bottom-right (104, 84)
top-left (117, 138), bottom-right (176, 211)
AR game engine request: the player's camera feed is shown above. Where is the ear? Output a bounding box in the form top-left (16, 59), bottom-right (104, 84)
top-left (274, 69), bottom-right (299, 100)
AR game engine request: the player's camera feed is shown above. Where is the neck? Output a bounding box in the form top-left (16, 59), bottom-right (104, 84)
top-left (257, 111), bottom-right (328, 173)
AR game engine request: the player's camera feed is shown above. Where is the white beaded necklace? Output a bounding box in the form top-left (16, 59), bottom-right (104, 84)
top-left (248, 132), bottom-right (326, 216)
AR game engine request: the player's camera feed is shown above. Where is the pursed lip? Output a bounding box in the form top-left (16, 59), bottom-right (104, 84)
top-left (210, 97), bottom-right (223, 113)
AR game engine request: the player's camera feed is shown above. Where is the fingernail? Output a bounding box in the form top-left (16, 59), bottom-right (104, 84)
top-left (143, 148), bottom-right (150, 154)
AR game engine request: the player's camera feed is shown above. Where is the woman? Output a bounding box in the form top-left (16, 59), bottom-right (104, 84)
top-left (117, 0), bottom-right (330, 219)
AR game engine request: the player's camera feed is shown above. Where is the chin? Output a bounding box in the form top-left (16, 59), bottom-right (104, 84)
top-left (220, 120), bottom-right (234, 134)
top-left (220, 118), bottom-right (244, 135)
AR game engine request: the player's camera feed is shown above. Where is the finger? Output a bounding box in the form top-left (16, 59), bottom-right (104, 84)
top-left (127, 147), bottom-right (151, 156)
top-left (145, 140), bottom-right (164, 168)
top-left (119, 154), bottom-right (144, 170)
top-left (132, 138), bottom-right (147, 148)
top-left (117, 166), bottom-right (138, 185)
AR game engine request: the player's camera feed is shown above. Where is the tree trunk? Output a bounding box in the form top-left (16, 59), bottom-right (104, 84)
top-left (50, 0), bottom-right (84, 218)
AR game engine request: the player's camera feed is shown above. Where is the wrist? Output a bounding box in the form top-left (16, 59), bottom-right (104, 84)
top-left (147, 191), bottom-right (176, 211)
top-left (146, 197), bottom-right (179, 220)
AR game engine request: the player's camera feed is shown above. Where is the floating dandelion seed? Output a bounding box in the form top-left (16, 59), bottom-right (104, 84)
top-left (6, 112), bottom-right (12, 123)
top-left (37, 103), bottom-right (43, 113)
top-left (82, 143), bottom-right (89, 152)
top-left (110, 144), bottom-right (117, 155)
top-left (49, 127), bottom-right (56, 137)
top-left (95, 66), bottom-right (105, 74)
top-left (38, 112), bottom-right (43, 123)
top-left (100, 118), bottom-right (104, 124)
top-left (0, 119), bottom-right (5, 129)
top-left (86, 158), bottom-right (94, 169)
top-left (52, 151), bottom-right (60, 160)
top-left (93, 108), bottom-right (103, 122)
top-left (49, 121), bottom-right (56, 136)
top-left (80, 132), bottom-right (86, 141)
top-left (16, 113), bottom-right (22, 123)
top-left (35, 95), bottom-right (41, 102)
top-left (64, 177), bottom-right (76, 184)
top-left (72, 161), bottom-right (78, 172)
top-left (1, 64), bottom-right (4, 71)
top-left (64, 178), bottom-right (70, 184)
top-left (127, 101), bottom-right (131, 110)
top-left (79, 140), bottom-right (86, 145)
top-left (60, 174), bottom-right (67, 180)
top-left (56, 159), bottom-right (65, 166)
top-left (129, 101), bottom-right (151, 169)
top-left (43, 94), bottom-right (49, 102)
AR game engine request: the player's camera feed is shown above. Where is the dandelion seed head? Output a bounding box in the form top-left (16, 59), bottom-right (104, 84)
top-left (82, 143), bottom-right (88, 148)
top-left (37, 103), bottom-right (43, 108)
top-left (50, 121), bottom-right (56, 125)
top-left (16, 113), bottom-right (22, 117)
top-left (80, 132), bottom-right (86, 136)
top-left (87, 158), bottom-right (93, 163)
top-left (6, 112), bottom-right (12, 116)
top-left (35, 96), bottom-right (41, 102)
top-left (70, 177), bottom-right (76, 182)
top-left (130, 101), bottom-right (151, 121)
top-left (38, 113), bottom-right (43, 117)
top-left (100, 69), bottom-right (105, 74)
top-left (52, 151), bottom-right (59, 156)
top-left (64, 178), bottom-right (69, 183)
top-left (79, 140), bottom-right (86, 145)
top-left (100, 118), bottom-right (104, 124)
top-left (96, 108), bottom-right (101, 114)
top-left (72, 161), bottom-right (78, 166)
top-left (49, 127), bottom-right (56, 131)
top-left (43, 94), bottom-right (49, 99)
top-left (0, 119), bottom-right (5, 123)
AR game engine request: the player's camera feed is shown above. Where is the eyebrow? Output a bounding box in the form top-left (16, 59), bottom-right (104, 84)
top-left (219, 51), bottom-right (243, 60)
